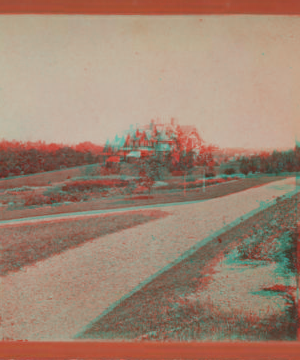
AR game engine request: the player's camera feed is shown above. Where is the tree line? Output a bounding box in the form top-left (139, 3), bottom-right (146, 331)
top-left (0, 140), bottom-right (104, 178)
top-left (239, 146), bottom-right (300, 175)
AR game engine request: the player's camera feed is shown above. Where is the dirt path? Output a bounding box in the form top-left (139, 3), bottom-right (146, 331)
top-left (1, 177), bottom-right (297, 340)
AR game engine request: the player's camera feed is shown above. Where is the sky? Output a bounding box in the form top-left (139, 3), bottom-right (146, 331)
top-left (0, 15), bottom-right (299, 150)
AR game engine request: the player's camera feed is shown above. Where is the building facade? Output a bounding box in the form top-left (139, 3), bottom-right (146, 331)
top-left (105, 118), bottom-right (203, 163)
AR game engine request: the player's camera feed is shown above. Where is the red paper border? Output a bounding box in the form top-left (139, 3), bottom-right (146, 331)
top-left (1, 341), bottom-right (300, 359)
top-left (0, 0), bottom-right (299, 15)
top-left (0, 1), bottom-right (299, 359)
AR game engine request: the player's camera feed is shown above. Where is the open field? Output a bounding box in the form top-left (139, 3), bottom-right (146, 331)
top-left (78, 193), bottom-right (299, 341)
top-left (0, 210), bottom-right (168, 277)
top-left (0, 175), bottom-right (290, 221)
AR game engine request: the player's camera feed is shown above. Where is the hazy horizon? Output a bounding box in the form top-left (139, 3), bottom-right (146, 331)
top-left (0, 137), bottom-right (295, 153)
top-left (0, 15), bottom-right (299, 150)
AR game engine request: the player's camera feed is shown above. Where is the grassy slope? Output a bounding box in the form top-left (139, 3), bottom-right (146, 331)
top-left (0, 164), bottom-right (101, 190)
top-left (0, 210), bottom-right (169, 277)
top-left (78, 193), bottom-right (299, 341)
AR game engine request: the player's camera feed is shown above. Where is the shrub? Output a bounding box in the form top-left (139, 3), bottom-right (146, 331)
top-left (126, 180), bottom-right (138, 197)
top-left (223, 168), bottom-right (236, 175)
top-left (138, 170), bottom-right (155, 194)
top-left (236, 230), bottom-right (296, 274)
top-left (62, 179), bottom-right (129, 192)
top-left (172, 171), bottom-right (185, 176)
top-left (240, 164), bottom-right (250, 175)
top-left (24, 194), bottom-right (52, 206)
top-left (205, 171), bottom-right (216, 178)
top-left (24, 192), bottom-right (88, 206)
top-left (100, 166), bottom-right (120, 176)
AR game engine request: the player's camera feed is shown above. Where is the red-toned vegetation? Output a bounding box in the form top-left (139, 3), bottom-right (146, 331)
top-left (62, 179), bottom-right (129, 192)
top-left (23, 192), bottom-right (88, 207)
top-left (0, 140), bottom-right (104, 178)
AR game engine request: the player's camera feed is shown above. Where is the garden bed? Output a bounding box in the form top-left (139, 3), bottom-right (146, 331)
top-left (0, 175), bottom-right (292, 221)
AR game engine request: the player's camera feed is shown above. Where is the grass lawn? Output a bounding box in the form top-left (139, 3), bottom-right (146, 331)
top-left (0, 209), bottom-right (169, 277)
top-left (78, 193), bottom-right (299, 341)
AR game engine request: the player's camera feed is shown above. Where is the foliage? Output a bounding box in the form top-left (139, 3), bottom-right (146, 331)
top-left (144, 157), bottom-right (164, 181)
top-left (126, 180), bottom-right (138, 197)
top-left (239, 146), bottom-right (300, 175)
top-left (205, 166), bottom-right (216, 178)
top-left (138, 170), bottom-right (155, 194)
top-left (23, 192), bottom-right (88, 207)
top-left (136, 157), bottom-right (166, 194)
top-left (240, 158), bottom-right (250, 175)
top-left (0, 140), bottom-right (104, 178)
top-left (62, 179), bottom-right (129, 192)
top-left (223, 168), bottom-right (236, 175)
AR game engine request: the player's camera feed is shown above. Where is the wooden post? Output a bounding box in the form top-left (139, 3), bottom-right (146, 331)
top-left (184, 171), bottom-right (186, 197)
top-left (203, 167), bottom-right (205, 192)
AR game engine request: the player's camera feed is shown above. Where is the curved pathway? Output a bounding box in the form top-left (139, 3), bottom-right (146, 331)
top-left (1, 177), bottom-right (298, 340)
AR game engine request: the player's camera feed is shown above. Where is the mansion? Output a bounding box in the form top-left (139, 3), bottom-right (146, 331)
top-left (105, 118), bottom-right (203, 163)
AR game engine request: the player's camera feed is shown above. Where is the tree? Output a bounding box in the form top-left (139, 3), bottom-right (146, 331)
top-left (248, 156), bottom-right (259, 174)
top-left (126, 180), bottom-right (137, 198)
top-left (143, 157), bottom-right (164, 181)
top-left (224, 168), bottom-right (236, 175)
top-left (137, 157), bottom-right (164, 194)
top-left (138, 169), bottom-right (155, 194)
top-left (185, 149), bottom-right (196, 169)
top-left (240, 158), bottom-right (250, 175)
top-left (197, 145), bottom-right (215, 166)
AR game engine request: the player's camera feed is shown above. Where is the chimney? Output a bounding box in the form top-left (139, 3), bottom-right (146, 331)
top-left (150, 119), bottom-right (155, 131)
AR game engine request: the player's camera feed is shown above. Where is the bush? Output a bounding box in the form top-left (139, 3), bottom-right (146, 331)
top-left (205, 171), bottom-right (216, 178)
top-left (138, 170), bottom-right (155, 194)
top-left (101, 166), bottom-right (120, 176)
top-left (172, 171), bottom-right (185, 176)
top-left (24, 194), bottom-right (52, 206)
top-left (223, 168), bottom-right (236, 175)
top-left (24, 192), bottom-right (88, 206)
top-left (62, 179), bottom-right (129, 192)
top-left (236, 230), bottom-right (296, 275)
top-left (124, 180), bottom-right (138, 196)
